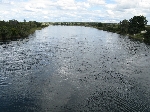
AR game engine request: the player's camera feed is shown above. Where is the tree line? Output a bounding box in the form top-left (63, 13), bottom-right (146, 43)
top-left (97, 15), bottom-right (150, 43)
top-left (0, 20), bottom-right (48, 40)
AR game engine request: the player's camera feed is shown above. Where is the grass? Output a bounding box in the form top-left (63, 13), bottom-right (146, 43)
top-left (129, 33), bottom-right (145, 41)
top-left (29, 27), bottom-right (42, 34)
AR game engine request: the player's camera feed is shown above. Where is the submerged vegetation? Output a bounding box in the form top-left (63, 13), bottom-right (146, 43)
top-left (0, 19), bottom-right (49, 41)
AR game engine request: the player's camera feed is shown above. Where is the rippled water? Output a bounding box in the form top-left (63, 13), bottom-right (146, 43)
top-left (0, 26), bottom-right (150, 112)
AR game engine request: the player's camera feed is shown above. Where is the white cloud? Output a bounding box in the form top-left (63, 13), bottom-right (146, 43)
top-left (107, 10), bottom-right (114, 15)
top-left (42, 11), bottom-right (49, 15)
top-left (87, 0), bottom-right (105, 5)
top-left (104, 0), bottom-right (150, 23)
top-left (0, 0), bottom-right (150, 24)
top-left (25, 5), bottom-right (35, 12)
top-left (115, 0), bottom-right (138, 9)
top-left (43, 16), bottom-right (49, 19)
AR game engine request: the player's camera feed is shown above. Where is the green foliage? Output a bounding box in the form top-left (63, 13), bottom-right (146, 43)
top-left (128, 15), bottom-right (148, 34)
top-left (116, 15), bottom-right (148, 35)
top-left (97, 22), bottom-right (103, 27)
top-left (119, 19), bottom-right (129, 34)
top-left (35, 22), bottom-right (42, 27)
top-left (11, 28), bottom-right (19, 37)
top-left (144, 27), bottom-right (150, 43)
top-left (101, 23), bottom-right (119, 33)
top-left (0, 20), bottom-right (46, 40)
top-left (0, 26), bottom-right (9, 38)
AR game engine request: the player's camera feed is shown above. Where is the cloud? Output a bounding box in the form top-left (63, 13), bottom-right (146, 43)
top-left (87, 0), bottom-right (106, 5)
top-left (104, 0), bottom-right (150, 23)
top-left (0, 0), bottom-right (150, 24)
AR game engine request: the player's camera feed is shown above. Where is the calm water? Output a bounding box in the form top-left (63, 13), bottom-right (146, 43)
top-left (0, 26), bottom-right (150, 112)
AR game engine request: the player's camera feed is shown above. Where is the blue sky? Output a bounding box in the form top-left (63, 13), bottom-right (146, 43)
top-left (0, 0), bottom-right (150, 24)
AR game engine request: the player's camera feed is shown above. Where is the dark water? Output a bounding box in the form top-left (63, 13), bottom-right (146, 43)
top-left (0, 26), bottom-right (150, 112)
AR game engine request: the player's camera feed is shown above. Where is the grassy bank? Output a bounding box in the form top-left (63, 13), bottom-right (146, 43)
top-left (29, 27), bottom-right (42, 34)
top-left (128, 33), bottom-right (144, 41)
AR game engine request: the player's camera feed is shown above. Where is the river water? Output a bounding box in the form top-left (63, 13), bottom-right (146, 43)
top-left (0, 26), bottom-right (150, 112)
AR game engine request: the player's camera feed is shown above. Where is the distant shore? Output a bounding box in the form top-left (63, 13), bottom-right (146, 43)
top-left (52, 21), bottom-right (150, 44)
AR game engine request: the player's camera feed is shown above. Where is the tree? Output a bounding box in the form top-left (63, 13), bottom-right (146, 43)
top-left (35, 22), bottom-right (42, 27)
top-left (24, 19), bottom-right (26, 25)
top-left (11, 27), bottom-right (19, 37)
top-left (119, 19), bottom-right (129, 34)
top-left (128, 15), bottom-right (148, 34)
top-left (0, 26), bottom-right (11, 39)
top-left (144, 27), bottom-right (150, 43)
top-left (97, 22), bottom-right (103, 27)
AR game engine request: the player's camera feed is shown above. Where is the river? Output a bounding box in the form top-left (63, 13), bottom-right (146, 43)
top-left (0, 26), bottom-right (150, 112)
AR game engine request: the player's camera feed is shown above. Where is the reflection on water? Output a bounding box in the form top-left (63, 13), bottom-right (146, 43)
top-left (0, 26), bottom-right (150, 112)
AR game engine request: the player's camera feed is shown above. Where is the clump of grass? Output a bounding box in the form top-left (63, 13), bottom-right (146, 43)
top-left (132, 33), bottom-right (144, 40)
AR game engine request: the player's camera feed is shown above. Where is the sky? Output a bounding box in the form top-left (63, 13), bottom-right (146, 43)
top-left (0, 0), bottom-right (150, 24)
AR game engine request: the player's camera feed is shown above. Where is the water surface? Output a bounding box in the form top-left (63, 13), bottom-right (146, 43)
top-left (0, 26), bottom-right (150, 112)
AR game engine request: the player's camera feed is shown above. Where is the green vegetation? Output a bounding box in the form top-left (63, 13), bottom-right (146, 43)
top-left (0, 19), bottom-right (49, 41)
top-left (144, 27), bottom-right (150, 43)
top-left (96, 15), bottom-right (150, 43)
top-left (128, 16), bottom-right (147, 34)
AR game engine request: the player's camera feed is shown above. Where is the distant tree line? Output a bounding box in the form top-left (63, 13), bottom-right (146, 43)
top-left (53, 22), bottom-right (98, 27)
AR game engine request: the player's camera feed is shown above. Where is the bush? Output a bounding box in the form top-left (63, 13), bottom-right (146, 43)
top-left (144, 28), bottom-right (150, 43)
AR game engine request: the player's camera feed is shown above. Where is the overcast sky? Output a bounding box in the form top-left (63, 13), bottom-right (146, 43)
top-left (0, 0), bottom-right (150, 24)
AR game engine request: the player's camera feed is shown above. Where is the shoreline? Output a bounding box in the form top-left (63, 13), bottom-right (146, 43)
top-left (1, 23), bottom-right (149, 44)
top-left (0, 26), bottom-right (47, 41)
top-left (92, 26), bottom-right (147, 43)
top-left (52, 24), bottom-right (150, 44)
top-left (0, 20), bottom-right (49, 41)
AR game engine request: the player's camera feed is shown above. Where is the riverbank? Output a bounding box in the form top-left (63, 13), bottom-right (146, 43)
top-left (28, 27), bottom-right (44, 35)
top-left (0, 27), bottom-right (43, 41)
top-left (72, 24), bottom-right (147, 43)
top-left (93, 25), bottom-right (150, 43)
top-left (0, 20), bottom-right (49, 41)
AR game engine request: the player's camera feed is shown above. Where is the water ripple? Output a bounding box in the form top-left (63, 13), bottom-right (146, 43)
top-left (0, 26), bottom-right (150, 112)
